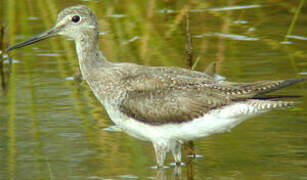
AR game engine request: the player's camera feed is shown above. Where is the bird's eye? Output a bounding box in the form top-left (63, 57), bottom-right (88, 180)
top-left (71, 15), bottom-right (80, 23)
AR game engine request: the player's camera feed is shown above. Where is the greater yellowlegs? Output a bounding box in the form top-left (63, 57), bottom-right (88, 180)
top-left (7, 5), bottom-right (306, 168)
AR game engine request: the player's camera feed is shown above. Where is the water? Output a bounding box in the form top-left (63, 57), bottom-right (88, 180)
top-left (1, 0), bottom-right (306, 179)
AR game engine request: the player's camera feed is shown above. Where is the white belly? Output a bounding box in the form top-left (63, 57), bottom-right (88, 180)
top-left (103, 102), bottom-right (267, 142)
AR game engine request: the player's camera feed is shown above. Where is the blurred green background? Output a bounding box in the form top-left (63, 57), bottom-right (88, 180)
top-left (0, 0), bottom-right (306, 179)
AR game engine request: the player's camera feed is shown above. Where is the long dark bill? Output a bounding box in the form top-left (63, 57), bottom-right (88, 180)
top-left (6, 27), bottom-right (58, 52)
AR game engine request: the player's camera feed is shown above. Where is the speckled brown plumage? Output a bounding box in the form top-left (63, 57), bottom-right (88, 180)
top-left (118, 69), bottom-right (305, 125)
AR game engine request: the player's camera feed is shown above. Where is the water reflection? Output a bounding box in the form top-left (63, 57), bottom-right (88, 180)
top-left (0, 24), bottom-right (10, 95)
top-left (152, 160), bottom-right (196, 180)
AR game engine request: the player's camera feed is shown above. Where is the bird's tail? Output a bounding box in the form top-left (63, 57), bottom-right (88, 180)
top-left (246, 99), bottom-right (295, 112)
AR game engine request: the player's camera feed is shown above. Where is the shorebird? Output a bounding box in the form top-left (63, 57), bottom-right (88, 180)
top-left (7, 5), bottom-right (306, 168)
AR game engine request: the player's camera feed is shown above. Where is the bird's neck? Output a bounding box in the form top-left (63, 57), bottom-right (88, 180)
top-left (75, 34), bottom-right (112, 77)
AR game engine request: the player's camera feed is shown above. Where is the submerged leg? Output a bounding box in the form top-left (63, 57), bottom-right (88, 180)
top-left (153, 142), bottom-right (169, 168)
top-left (184, 140), bottom-right (195, 157)
top-left (170, 141), bottom-right (182, 166)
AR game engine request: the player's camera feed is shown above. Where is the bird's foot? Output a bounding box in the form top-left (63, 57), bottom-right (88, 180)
top-left (169, 162), bottom-right (185, 167)
top-left (151, 165), bottom-right (169, 169)
top-left (187, 154), bottom-right (204, 159)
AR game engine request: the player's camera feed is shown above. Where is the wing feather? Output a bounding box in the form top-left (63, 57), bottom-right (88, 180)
top-left (118, 67), bottom-right (306, 125)
top-left (119, 86), bottom-right (231, 125)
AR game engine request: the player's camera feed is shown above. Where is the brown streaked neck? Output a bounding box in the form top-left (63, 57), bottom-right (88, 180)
top-left (75, 31), bottom-right (112, 77)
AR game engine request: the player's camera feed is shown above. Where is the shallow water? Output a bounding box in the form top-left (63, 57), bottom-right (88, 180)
top-left (1, 0), bottom-right (307, 179)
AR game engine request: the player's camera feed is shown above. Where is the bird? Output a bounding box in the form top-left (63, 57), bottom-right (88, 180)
top-left (7, 5), bottom-right (306, 168)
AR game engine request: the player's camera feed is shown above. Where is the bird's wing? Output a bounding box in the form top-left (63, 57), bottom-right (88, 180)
top-left (135, 66), bottom-right (306, 98)
top-left (117, 65), bottom-right (306, 125)
top-left (119, 79), bottom-right (233, 125)
top-left (215, 78), bottom-right (307, 97)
